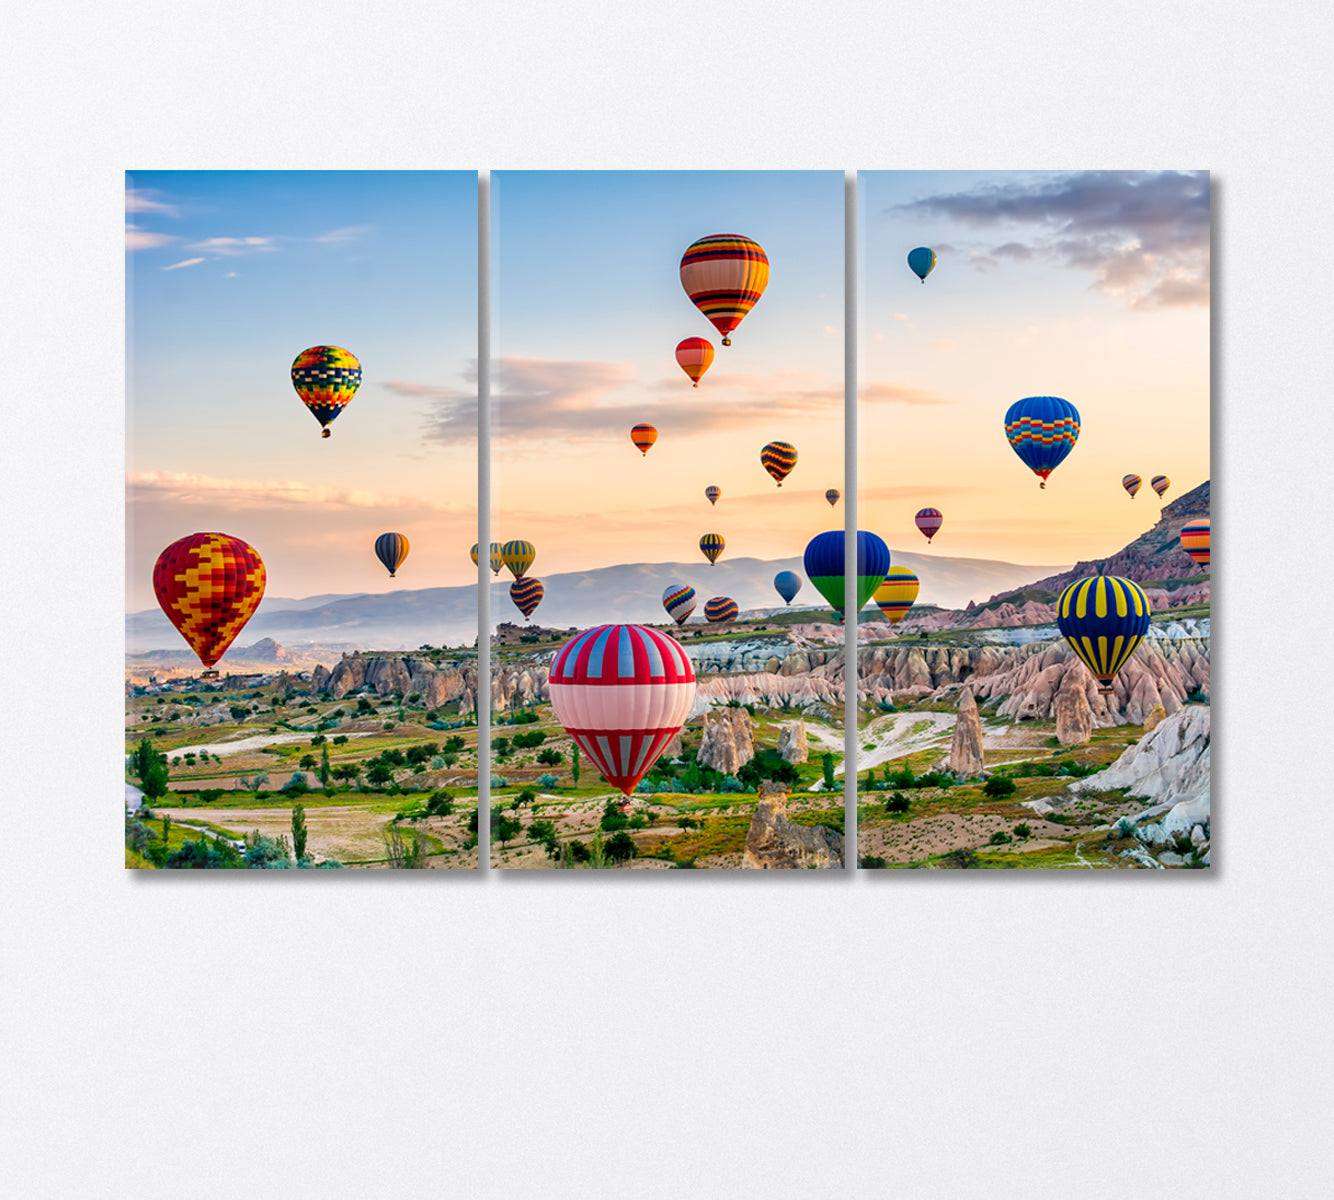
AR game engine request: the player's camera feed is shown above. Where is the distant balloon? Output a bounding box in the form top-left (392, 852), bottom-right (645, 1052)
top-left (510, 576), bottom-right (544, 620)
top-left (1004, 395), bottom-right (1081, 488)
top-left (291, 345), bottom-right (360, 438)
top-left (374, 532), bottom-right (410, 578)
top-left (548, 624), bottom-right (697, 796)
top-left (914, 507), bottom-right (942, 542)
top-left (699, 533), bottom-right (725, 565)
top-left (675, 337), bottom-right (715, 387)
top-left (1180, 520), bottom-right (1210, 568)
top-left (803, 530), bottom-right (891, 620)
top-left (907, 247), bottom-right (936, 282)
top-left (488, 543), bottom-right (504, 576)
top-left (773, 570), bottom-right (802, 605)
top-left (1057, 575), bottom-right (1152, 694)
top-left (826, 489), bottom-right (841, 507)
top-left (1151, 475), bottom-right (1171, 498)
top-left (1122, 474), bottom-right (1142, 499)
top-left (630, 423), bottom-right (658, 456)
top-left (704, 596), bottom-right (738, 624)
top-left (705, 485), bottom-right (721, 506)
top-left (874, 566), bottom-right (920, 625)
top-left (662, 583), bottom-right (697, 625)
top-left (680, 234), bottom-right (769, 346)
top-left (153, 533), bottom-right (266, 677)
top-left (501, 539), bottom-right (536, 579)
top-left (761, 440), bottom-right (798, 487)
top-left (470, 543), bottom-right (479, 567)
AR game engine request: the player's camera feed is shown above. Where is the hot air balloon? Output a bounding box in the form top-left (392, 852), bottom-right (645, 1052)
top-left (761, 440), bottom-right (798, 487)
top-left (705, 485), bottom-right (721, 506)
top-left (915, 507), bottom-right (943, 542)
top-left (680, 234), bottom-right (769, 346)
top-left (662, 583), bottom-right (697, 625)
top-left (699, 533), bottom-right (725, 565)
top-left (1122, 474), bottom-right (1142, 499)
top-left (510, 576), bottom-right (544, 620)
top-left (1004, 395), bottom-right (1080, 488)
top-left (153, 533), bottom-right (266, 678)
top-left (291, 345), bottom-right (360, 438)
top-left (375, 532), bottom-right (409, 577)
top-left (803, 530), bottom-right (891, 620)
top-left (470, 543), bottom-right (479, 567)
top-left (488, 544), bottom-right (504, 576)
top-left (548, 624), bottom-right (697, 797)
top-left (826, 489), bottom-right (841, 507)
top-left (907, 246), bottom-right (936, 283)
top-left (501, 539), bottom-right (536, 579)
top-left (1180, 520), bottom-right (1210, 568)
top-left (1151, 475), bottom-right (1171, 498)
top-left (704, 597), bottom-right (738, 624)
top-left (774, 570), bottom-right (801, 605)
top-left (874, 566), bottom-right (920, 625)
top-left (630, 423), bottom-right (658, 456)
top-left (675, 337), bottom-right (715, 387)
top-left (1056, 575), bottom-right (1151, 694)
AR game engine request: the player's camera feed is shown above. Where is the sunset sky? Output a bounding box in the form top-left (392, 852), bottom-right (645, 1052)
top-left (858, 170), bottom-right (1209, 570)
top-left (126, 171), bottom-right (477, 610)
top-left (489, 170), bottom-right (846, 590)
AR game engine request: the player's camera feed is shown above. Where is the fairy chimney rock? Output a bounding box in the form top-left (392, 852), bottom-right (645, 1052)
top-left (947, 686), bottom-right (985, 776)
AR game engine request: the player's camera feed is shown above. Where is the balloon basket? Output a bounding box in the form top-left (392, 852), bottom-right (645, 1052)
top-left (321, 429), bottom-right (331, 438)
top-left (721, 337), bottom-right (731, 346)
top-left (201, 669), bottom-right (219, 680)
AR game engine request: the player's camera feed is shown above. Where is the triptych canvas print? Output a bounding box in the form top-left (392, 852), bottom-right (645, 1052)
top-left (126, 169), bottom-right (1211, 872)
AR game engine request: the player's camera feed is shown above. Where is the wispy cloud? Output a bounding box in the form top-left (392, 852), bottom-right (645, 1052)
top-left (188, 236), bottom-right (278, 255)
top-left (125, 188), bottom-right (179, 217)
top-left (163, 257), bottom-right (204, 271)
top-left (128, 470), bottom-right (460, 513)
top-left (313, 225), bottom-right (372, 244)
top-left (125, 223), bottom-right (176, 251)
top-left (858, 381), bottom-right (949, 405)
top-left (895, 170), bottom-right (1209, 309)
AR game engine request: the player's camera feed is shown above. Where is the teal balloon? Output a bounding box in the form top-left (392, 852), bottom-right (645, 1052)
top-left (773, 571), bottom-right (801, 605)
top-left (907, 246), bottom-right (936, 282)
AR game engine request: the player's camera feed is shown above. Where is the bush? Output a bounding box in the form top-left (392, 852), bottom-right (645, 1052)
top-left (718, 775), bottom-right (746, 793)
top-left (859, 856), bottom-right (887, 869)
top-left (489, 776), bottom-right (508, 789)
top-left (536, 747), bottom-right (562, 766)
top-left (884, 792), bottom-right (910, 814)
top-left (1013, 823), bottom-right (1032, 839)
top-left (512, 730), bottom-right (547, 750)
top-left (983, 775), bottom-right (1017, 798)
top-left (988, 830), bottom-right (1012, 845)
top-left (425, 790), bottom-right (454, 817)
top-left (536, 773), bottom-right (559, 788)
top-left (600, 801), bottom-right (629, 832)
top-left (737, 749), bottom-right (799, 788)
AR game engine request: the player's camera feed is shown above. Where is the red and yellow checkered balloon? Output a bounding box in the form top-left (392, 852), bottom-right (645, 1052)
top-left (153, 533), bottom-right (266, 670)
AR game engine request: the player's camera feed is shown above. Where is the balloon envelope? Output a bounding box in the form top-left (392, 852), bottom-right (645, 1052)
top-left (907, 246), bottom-right (937, 281)
top-left (704, 596), bottom-right (738, 623)
top-left (501, 539), bottom-right (536, 579)
top-left (914, 507), bottom-right (942, 542)
top-left (488, 543), bottom-right (504, 575)
top-left (680, 234), bottom-right (769, 346)
top-left (153, 533), bottom-right (266, 671)
top-left (1122, 474), bottom-right (1142, 498)
top-left (291, 345), bottom-right (360, 437)
top-left (630, 423), bottom-right (658, 455)
top-left (510, 576), bottom-right (544, 620)
top-left (761, 440), bottom-right (797, 486)
top-left (803, 530), bottom-right (891, 618)
top-left (699, 533), bottom-right (725, 565)
top-left (662, 583), bottom-right (697, 625)
top-left (705, 485), bottom-right (721, 506)
top-left (1151, 475), bottom-right (1171, 498)
top-left (548, 624), bottom-right (697, 796)
top-left (375, 532), bottom-right (409, 577)
top-left (874, 567), bottom-right (920, 625)
top-left (1004, 395), bottom-right (1080, 486)
top-left (1180, 520), bottom-right (1210, 567)
top-left (774, 570), bottom-right (802, 604)
top-left (825, 489), bottom-right (840, 507)
top-left (1057, 575), bottom-right (1151, 693)
top-left (675, 337), bottom-right (715, 387)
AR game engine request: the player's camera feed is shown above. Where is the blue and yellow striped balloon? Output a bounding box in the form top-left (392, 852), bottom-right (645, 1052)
top-left (1056, 575), bottom-right (1151, 694)
top-left (374, 532), bottom-right (410, 578)
top-left (501, 539), bottom-right (536, 579)
top-left (699, 533), bottom-right (725, 565)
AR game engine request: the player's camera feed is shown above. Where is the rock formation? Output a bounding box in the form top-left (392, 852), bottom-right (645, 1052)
top-left (1054, 669), bottom-right (1093, 745)
top-left (315, 652), bottom-right (478, 713)
top-left (777, 719), bottom-right (809, 763)
top-left (696, 706), bottom-right (755, 775)
top-left (742, 781), bottom-right (843, 869)
top-left (947, 687), bottom-right (985, 776)
top-left (1143, 703), bottom-right (1167, 731)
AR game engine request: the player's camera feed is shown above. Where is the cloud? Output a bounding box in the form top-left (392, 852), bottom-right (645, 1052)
top-left (125, 223), bottom-right (176, 251)
top-left (313, 225), bottom-right (372, 244)
top-left (858, 381), bottom-right (949, 406)
top-left (969, 252), bottom-right (999, 272)
top-left (893, 313), bottom-right (909, 321)
top-left (895, 170), bottom-right (1209, 308)
top-left (163, 257), bottom-right (204, 271)
top-left (188, 236), bottom-right (278, 255)
top-left (223, 272), bottom-right (237, 278)
top-left (128, 470), bottom-right (462, 514)
top-left (125, 188), bottom-right (179, 217)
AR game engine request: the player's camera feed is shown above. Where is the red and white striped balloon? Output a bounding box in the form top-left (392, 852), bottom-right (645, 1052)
top-left (548, 624), bottom-right (697, 797)
top-left (915, 507), bottom-right (943, 542)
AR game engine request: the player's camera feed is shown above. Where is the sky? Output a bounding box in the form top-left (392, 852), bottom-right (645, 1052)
top-left (488, 170), bottom-right (846, 598)
top-left (858, 170), bottom-right (1210, 572)
top-left (126, 171), bottom-right (477, 610)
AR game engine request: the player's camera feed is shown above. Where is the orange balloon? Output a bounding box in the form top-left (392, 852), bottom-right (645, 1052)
top-left (153, 533), bottom-right (266, 674)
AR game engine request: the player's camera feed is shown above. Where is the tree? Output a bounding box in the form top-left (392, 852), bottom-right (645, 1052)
top-left (365, 762), bottom-right (394, 789)
top-left (983, 775), bottom-right (1017, 798)
top-left (319, 743), bottom-right (331, 787)
top-left (132, 737), bottom-right (169, 800)
top-left (536, 747), bottom-right (562, 766)
top-left (821, 752), bottom-right (836, 791)
top-left (605, 830), bottom-right (637, 866)
top-left (885, 792), bottom-right (910, 814)
top-left (291, 804), bottom-right (308, 860)
top-left (571, 742), bottom-right (581, 786)
top-left (492, 808), bottom-right (522, 848)
top-left (527, 819), bottom-right (559, 858)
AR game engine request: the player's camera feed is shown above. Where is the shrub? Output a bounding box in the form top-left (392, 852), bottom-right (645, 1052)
top-left (536, 773), bottom-right (559, 788)
top-left (719, 775), bottom-right (746, 793)
top-left (1013, 823), bottom-right (1032, 839)
top-left (425, 790), bottom-right (454, 817)
top-left (988, 830), bottom-right (1012, 845)
top-left (489, 777), bottom-right (509, 789)
top-left (600, 801), bottom-right (628, 832)
top-left (884, 792), bottom-right (910, 814)
top-left (858, 856), bottom-right (887, 869)
top-left (983, 775), bottom-right (1017, 798)
top-left (536, 748), bottom-right (562, 766)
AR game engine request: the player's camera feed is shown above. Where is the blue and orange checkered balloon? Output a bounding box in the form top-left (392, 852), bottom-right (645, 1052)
top-left (291, 345), bottom-right (361, 437)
